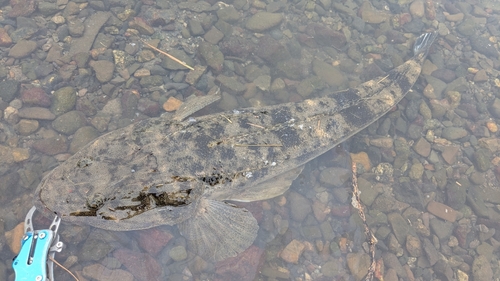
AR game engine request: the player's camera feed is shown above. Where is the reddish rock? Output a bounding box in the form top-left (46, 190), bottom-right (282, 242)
top-left (113, 249), bottom-right (162, 281)
top-left (129, 17), bottom-right (154, 35)
top-left (215, 245), bottom-right (265, 281)
top-left (0, 27), bottom-right (12, 47)
top-left (238, 201), bottom-right (263, 223)
top-left (20, 87), bottom-right (52, 107)
top-left (138, 228), bottom-right (173, 257)
top-left (8, 0), bottom-right (36, 17)
top-left (426, 201), bottom-right (457, 222)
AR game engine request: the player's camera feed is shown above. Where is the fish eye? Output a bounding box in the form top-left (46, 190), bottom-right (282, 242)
top-left (86, 193), bottom-right (105, 210)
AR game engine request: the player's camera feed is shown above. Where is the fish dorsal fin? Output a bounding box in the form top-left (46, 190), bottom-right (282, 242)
top-left (177, 198), bottom-right (258, 262)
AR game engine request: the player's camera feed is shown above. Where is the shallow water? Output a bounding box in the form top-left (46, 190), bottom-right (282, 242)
top-left (1, 0), bottom-right (500, 280)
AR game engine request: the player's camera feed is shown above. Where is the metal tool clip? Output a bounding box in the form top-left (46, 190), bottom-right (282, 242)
top-left (13, 206), bottom-right (63, 281)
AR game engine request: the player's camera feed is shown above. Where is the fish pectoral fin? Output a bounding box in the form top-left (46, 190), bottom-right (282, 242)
top-left (227, 165), bottom-right (305, 202)
top-left (177, 198), bottom-right (258, 262)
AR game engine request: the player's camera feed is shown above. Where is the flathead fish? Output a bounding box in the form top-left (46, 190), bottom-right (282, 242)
top-left (34, 32), bottom-right (437, 261)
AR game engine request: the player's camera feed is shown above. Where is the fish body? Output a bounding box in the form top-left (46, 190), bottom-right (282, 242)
top-left (34, 32), bottom-right (437, 261)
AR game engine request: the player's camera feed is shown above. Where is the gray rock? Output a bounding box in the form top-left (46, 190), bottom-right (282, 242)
top-left (216, 6), bottom-right (240, 23)
top-left (442, 127), bottom-right (468, 140)
top-left (198, 42), bottom-right (223, 72)
top-left (204, 27), bottom-right (224, 45)
top-left (188, 19), bottom-right (204, 36)
top-left (422, 237), bottom-right (439, 266)
top-left (382, 252), bottom-right (406, 277)
top-left (472, 255), bottom-right (493, 281)
top-left (216, 75), bottom-right (245, 93)
top-left (8, 40), bottom-right (37, 58)
top-left (488, 98), bottom-right (500, 119)
top-left (446, 178), bottom-right (468, 210)
top-left (90, 60), bottom-right (115, 83)
top-left (51, 86), bottom-right (76, 116)
top-left (433, 259), bottom-right (453, 281)
top-left (70, 126), bottom-right (99, 154)
top-left (388, 212), bottom-right (410, 244)
top-left (245, 12), bottom-right (283, 32)
top-left (80, 239), bottom-right (112, 261)
top-left (52, 110), bottom-right (87, 135)
top-left (37, 2), bottom-right (59, 16)
top-left (18, 107), bottom-right (56, 120)
top-left (319, 167), bottom-right (350, 187)
top-left (429, 218), bottom-right (453, 240)
top-left (63, 12), bottom-right (111, 62)
top-left (289, 191), bottom-right (311, 222)
top-left (0, 80), bottom-right (19, 102)
top-left (312, 59), bottom-right (347, 88)
top-left (470, 36), bottom-right (499, 57)
top-left (473, 148), bottom-right (491, 172)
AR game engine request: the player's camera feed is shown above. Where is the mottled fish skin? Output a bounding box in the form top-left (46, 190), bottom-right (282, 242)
top-left (34, 32), bottom-right (437, 259)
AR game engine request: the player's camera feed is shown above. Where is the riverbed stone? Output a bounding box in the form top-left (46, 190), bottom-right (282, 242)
top-left (245, 12), bottom-right (283, 32)
top-left (51, 86), bottom-right (77, 115)
top-left (472, 255), bottom-right (493, 281)
top-left (289, 191), bottom-right (311, 222)
top-left (52, 111), bottom-right (87, 135)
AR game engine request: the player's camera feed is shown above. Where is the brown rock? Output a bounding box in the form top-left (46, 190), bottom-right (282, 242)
top-left (312, 200), bottom-right (329, 222)
top-left (350, 151), bottom-right (371, 171)
top-left (5, 222), bottom-right (24, 254)
top-left (32, 136), bottom-right (68, 155)
top-left (413, 137), bottom-right (431, 157)
top-left (406, 235), bottom-right (422, 257)
top-left (347, 252), bottom-right (371, 281)
top-left (113, 249), bottom-right (161, 281)
top-left (18, 107), bottom-right (56, 120)
top-left (138, 228), bottom-right (173, 257)
top-left (129, 17), bottom-right (155, 35)
top-left (441, 145), bottom-right (459, 165)
top-left (370, 137), bottom-right (394, 148)
top-left (473, 69), bottom-right (488, 82)
top-left (215, 245), bottom-right (265, 281)
top-left (8, 40), bottom-right (37, 58)
top-left (12, 148), bottom-right (29, 162)
top-left (20, 87), bottom-right (52, 107)
top-left (15, 119), bottom-right (39, 135)
top-left (162, 97), bottom-right (182, 112)
top-left (426, 201), bottom-right (457, 222)
top-left (82, 264), bottom-right (133, 281)
top-left (8, 0), bottom-right (36, 17)
top-left (280, 239), bottom-right (305, 263)
top-left (0, 27), bottom-right (12, 47)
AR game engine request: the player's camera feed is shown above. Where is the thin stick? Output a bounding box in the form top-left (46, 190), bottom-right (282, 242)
top-left (140, 39), bottom-right (194, 70)
top-left (49, 256), bottom-right (80, 281)
top-left (351, 162), bottom-right (378, 281)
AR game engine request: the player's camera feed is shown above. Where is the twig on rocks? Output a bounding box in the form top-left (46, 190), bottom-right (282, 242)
top-left (351, 162), bottom-right (379, 281)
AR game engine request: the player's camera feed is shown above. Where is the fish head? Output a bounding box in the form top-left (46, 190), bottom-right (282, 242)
top-left (34, 129), bottom-right (203, 231)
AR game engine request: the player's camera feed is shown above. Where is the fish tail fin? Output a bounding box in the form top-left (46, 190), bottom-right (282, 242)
top-left (413, 32), bottom-right (438, 56)
top-left (178, 199), bottom-right (258, 262)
